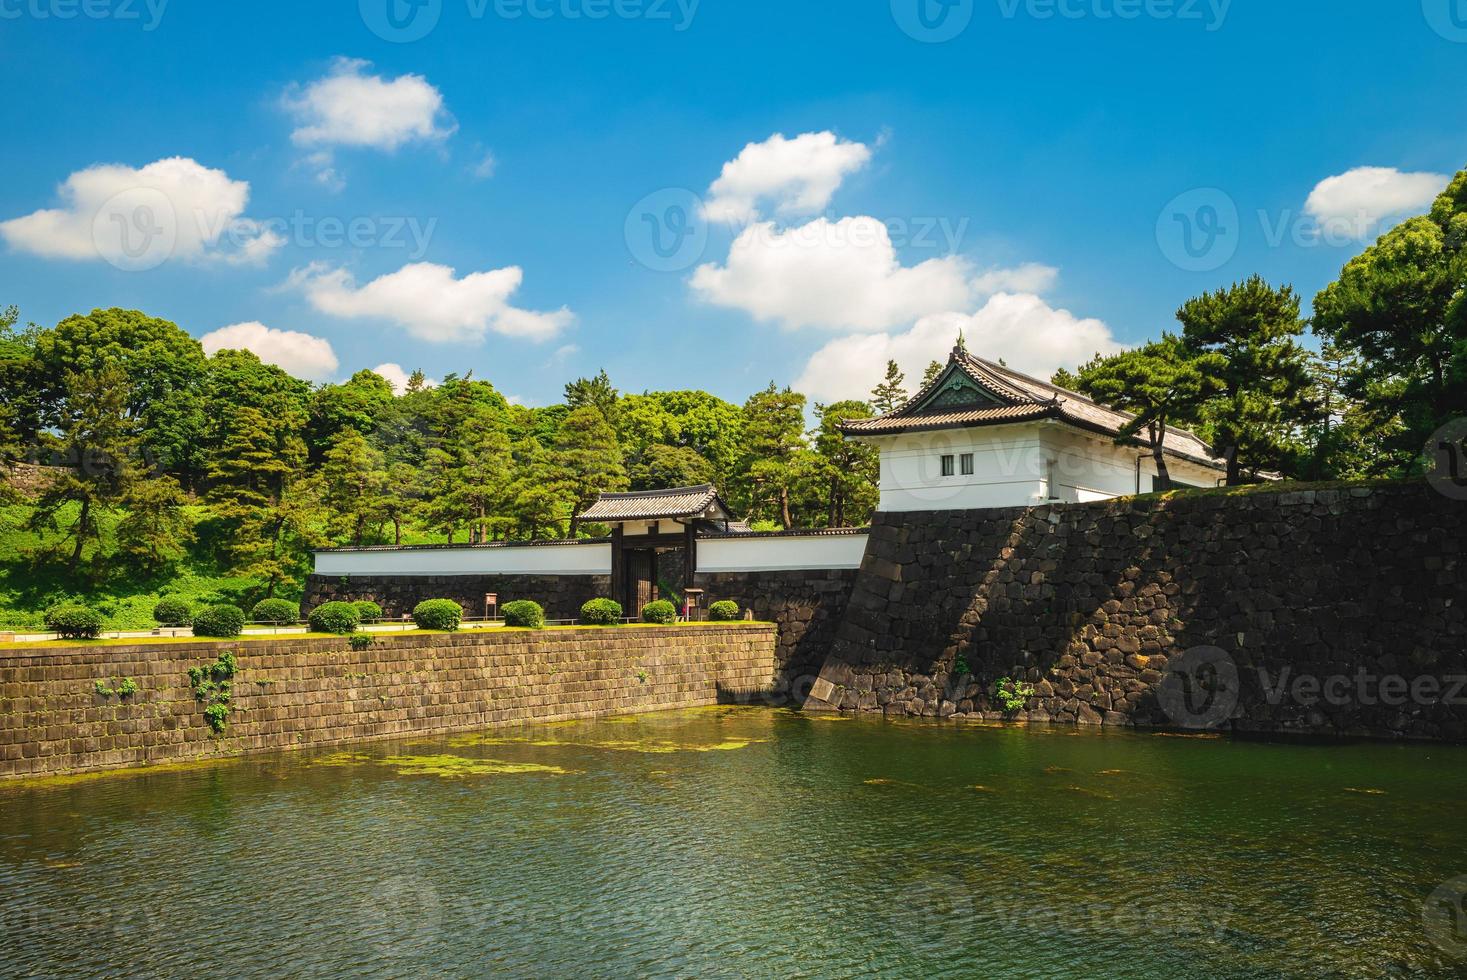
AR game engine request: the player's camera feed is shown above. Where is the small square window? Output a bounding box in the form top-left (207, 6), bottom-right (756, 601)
top-left (940, 454), bottom-right (955, 477)
top-left (960, 453), bottom-right (974, 476)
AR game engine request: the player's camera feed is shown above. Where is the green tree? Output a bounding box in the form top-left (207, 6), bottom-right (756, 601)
top-left (317, 429), bottom-right (388, 547)
top-left (618, 390), bottom-right (743, 482)
top-left (1312, 168), bottom-right (1467, 471)
top-left (810, 400), bottom-right (880, 527)
top-left (1296, 342), bottom-right (1399, 480)
top-left (27, 365), bottom-right (138, 569)
top-left (34, 309), bottom-right (206, 485)
top-left (0, 306), bottom-right (44, 482)
top-left (306, 370), bottom-right (395, 460)
top-left (1176, 275), bottom-right (1313, 483)
top-left (506, 438), bottom-right (574, 539)
top-left (628, 443), bottom-right (715, 491)
top-left (565, 370), bottom-right (619, 427)
top-left (555, 407), bottom-right (628, 536)
top-left (734, 384), bottom-right (807, 528)
top-left (1074, 336), bottom-right (1221, 491)
top-left (204, 364), bottom-right (318, 597)
top-left (116, 475), bottom-right (193, 575)
top-left (871, 360), bottom-right (908, 414)
top-left (921, 360), bottom-right (944, 388)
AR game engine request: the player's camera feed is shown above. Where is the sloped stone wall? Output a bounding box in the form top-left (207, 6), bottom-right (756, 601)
top-left (0, 624), bottom-right (776, 780)
top-left (806, 483), bottom-right (1467, 740)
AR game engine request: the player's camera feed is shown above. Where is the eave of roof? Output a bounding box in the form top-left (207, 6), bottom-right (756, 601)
top-left (840, 347), bottom-right (1225, 471)
top-left (579, 484), bottom-right (735, 522)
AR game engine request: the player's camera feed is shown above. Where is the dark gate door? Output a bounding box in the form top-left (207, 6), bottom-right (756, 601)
top-left (624, 549), bottom-right (657, 617)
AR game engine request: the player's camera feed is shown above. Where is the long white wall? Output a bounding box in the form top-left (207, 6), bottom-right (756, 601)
top-left (315, 543), bottom-right (612, 577)
top-left (696, 534), bottom-right (869, 573)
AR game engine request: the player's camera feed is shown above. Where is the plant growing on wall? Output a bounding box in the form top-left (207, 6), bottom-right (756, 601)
top-left (187, 651), bottom-right (239, 735)
top-left (991, 677), bottom-right (1035, 715)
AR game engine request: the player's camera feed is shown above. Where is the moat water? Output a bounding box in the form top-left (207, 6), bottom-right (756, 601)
top-left (2, 707), bottom-right (1465, 977)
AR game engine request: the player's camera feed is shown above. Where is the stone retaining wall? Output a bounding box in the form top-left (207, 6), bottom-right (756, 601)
top-left (693, 569), bottom-right (858, 684)
top-left (806, 483), bottom-right (1467, 741)
top-left (303, 573), bottom-right (613, 622)
top-left (0, 624), bottom-right (776, 780)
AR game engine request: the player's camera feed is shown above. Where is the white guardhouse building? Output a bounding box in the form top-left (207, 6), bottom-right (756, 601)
top-left (842, 347), bottom-right (1228, 512)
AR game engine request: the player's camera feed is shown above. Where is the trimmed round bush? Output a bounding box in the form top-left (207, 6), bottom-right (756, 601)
top-left (412, 599), bottom-right (463, 632)
top-left (46, 604), bottom-right (104, 640)
top-left (192, 604), bottom-right (246, 639)
top-left (251, 598), bottom-right (299, 624)
top-left (641, 599), bottom-right (677, 625)
top-left (153, 597), bottom-right (192, 627)
top-left (503, 600), bottom-right (545, 630)
top-left (353, 600), bottom-right (383, 623)
top-left (308, 601), bottom-right (361, 635)
top-left (708, 600), bottom-right (741, 622)
top-left (580, 598), bottom-right (623, 626)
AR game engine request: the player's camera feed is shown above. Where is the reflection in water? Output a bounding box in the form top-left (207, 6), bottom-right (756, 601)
top-left (1, 708), bottom-right (1464, 977)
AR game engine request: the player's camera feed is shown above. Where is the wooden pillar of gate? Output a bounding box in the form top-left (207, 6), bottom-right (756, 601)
top-left (684, 521), bottom-right (697, 592)
top-left (610, 525), bottom-right (625, 609)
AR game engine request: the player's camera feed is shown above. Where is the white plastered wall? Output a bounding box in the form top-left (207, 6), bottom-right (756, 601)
top-left (314, 543), bottom-right (612, 577)
top-left (697, 534), bottom-right (868, 573)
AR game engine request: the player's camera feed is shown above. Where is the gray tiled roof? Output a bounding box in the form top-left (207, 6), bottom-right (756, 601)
top-left (580, 484), bottom-right (734, 522)
top-left (842, 349), bottom-right (1225, 470)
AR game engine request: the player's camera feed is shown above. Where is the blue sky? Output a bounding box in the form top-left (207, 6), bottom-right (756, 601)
top-left (1, 0), bottom-right (1463, 406)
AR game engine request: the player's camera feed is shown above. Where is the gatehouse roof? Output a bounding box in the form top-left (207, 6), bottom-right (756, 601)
top-left (842, 347), bottom-right (1225, 470)
top-left (580, 484), bottom-right (736, 523)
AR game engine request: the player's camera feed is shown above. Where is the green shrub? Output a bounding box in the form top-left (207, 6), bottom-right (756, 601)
top-left (348, 633), bottom-right (374, 650)
top-left (503, 600), bottom-right (545, 630)
top-left (192, 605), bottom-right (247, 639)
top-left (46, 604), bottom-right (104, 640)
top-left (251, 598), bottom-right (299, 624)
top-left (152, 597), bottom-right (193, 627)
top-left (579, 598), bottom-right (623, 626)
top-left (413, 599), bottom-right (463, 631)
top-left (353, 600), bottom-right (383, 622)
top-left (708, 600), bottom-right (740, 622)
top-left (991, 676), bottom-right (1036, 714)
top-left (308, 601), bottom-right (361, 635)
top-left (641, 599), bottom-right (677, 625)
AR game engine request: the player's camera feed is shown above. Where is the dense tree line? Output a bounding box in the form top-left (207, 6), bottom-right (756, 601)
top-left (0, 313), bottom-right (879, 595)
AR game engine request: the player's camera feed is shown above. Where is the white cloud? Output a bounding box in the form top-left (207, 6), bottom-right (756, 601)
top-left (371, 362), bottom-right (436, 394)
top-left (288, 260), bottom-right (573, 343)
top-left (200, 322), bottom-right (340, 382)
top-left (472, 150), bottom-right (497, 180)
top-left (704, 131), bottom-right (871, 224)
top-left (691, 216), bottom-right (1049, 332)
top-left (0, 157), bottom-right (281, 269)
top-left (794, 293), bottom-right (1122, 404)
top-left (1304, 166), bottom-right (1451, 240)
top-left (285, 58), bottom-right (454, 151)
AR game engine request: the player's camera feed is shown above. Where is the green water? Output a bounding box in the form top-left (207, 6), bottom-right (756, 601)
top-left (2, 708), bottom-right (1465, 978)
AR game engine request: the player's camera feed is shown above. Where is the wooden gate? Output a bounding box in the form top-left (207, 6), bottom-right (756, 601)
top-left (623, 549), bottom-right (657, 617)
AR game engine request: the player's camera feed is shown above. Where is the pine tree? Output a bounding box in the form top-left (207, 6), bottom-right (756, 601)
top-left (871, 360), bottom-right (908, 414)
top-left (811, 400), bottom-right (880, 527)
top-left (564, 370), bottom-right (620, 427)
top-left (734, 384), bottom-right (807, 528)
top-left (555, 407), bottom-right (628, 536)
top-left (116, 475), bottom-right (193, 575)
top-left (922, 360), bottom-right (944, 388)
top-left (318, 430), bottom-right (387, 547)
top-left (28, 365), bottom-right (138, 570)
